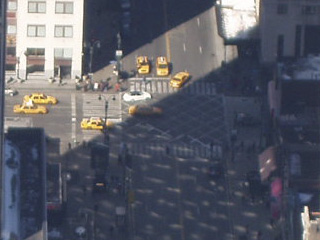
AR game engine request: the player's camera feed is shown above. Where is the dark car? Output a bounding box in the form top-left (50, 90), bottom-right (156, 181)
top-left (5, 87), bottom-right (18, 96)
top-left (92, 171), bottom-right (108, 194)
top-left (208, 162), bottom-right (224, 179)
top-left (236, 112), bottom-right (260, 127)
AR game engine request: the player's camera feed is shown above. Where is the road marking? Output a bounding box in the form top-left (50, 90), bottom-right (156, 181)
top-left (71, 93), bottom-right (76, 144)
top-left (199, 46), bottom-right (203, 54)
top-left (163, 0), bottom-right (171, 62)
top-left (175, 157), bottom-right (186, 240)
top-left (183, 43), bottom-right (186, 52)
top-left (197, 17), bottom-right (200, 27)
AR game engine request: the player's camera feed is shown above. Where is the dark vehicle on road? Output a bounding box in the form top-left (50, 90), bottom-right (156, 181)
top-left (90, 144), bottom-right (109, 171)
top-left (92, 170), bottom-right (108, 194)
top-left (208, 161), bottom-right (224, 179)
top-left (236, 112), bottom-right (260, 127)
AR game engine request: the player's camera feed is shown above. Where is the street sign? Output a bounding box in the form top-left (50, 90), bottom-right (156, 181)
top-left (116, 50), bottom-right (123, 58)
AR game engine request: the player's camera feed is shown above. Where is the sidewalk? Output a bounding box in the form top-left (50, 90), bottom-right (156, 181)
top-left (224, 95), bottom-right (279, 240)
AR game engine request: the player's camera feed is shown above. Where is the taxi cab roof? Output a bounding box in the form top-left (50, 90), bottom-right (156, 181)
top-left (157, 56), bottom-right (167, 64)
top-left (90, 117), bottom-right (102, 121)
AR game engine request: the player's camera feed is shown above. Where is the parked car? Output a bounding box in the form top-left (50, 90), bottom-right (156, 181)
top-left (5, 87), bottom-right (18, 96)
top-left (123, 91), bottom-right (151, 102)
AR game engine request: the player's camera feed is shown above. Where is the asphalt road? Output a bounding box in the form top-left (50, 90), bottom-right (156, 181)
top-left (4, 0), bottom-right (237, 239)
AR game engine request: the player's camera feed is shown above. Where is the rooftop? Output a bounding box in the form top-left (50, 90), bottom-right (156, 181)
top-left (2, 128), bottom-right (47, 240)
top-left (216, 0), bottom-right (258, 42)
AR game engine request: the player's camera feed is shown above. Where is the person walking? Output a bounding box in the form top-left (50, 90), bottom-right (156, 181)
top-left (109, 225), bottom-right (114, 236)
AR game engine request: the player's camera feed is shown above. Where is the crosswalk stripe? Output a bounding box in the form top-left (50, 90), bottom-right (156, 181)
top-left (126, 142), bottom-right (219, 158)
top-left (127, 80), bottom-right (216, 95)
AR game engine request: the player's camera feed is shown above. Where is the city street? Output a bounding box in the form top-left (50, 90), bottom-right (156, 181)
top-left (3, 0), bottom-right (274, 240)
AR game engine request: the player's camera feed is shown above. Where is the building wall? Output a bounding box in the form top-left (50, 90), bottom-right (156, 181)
top-left (260, 0), bottom-right (320, 64)
top-left (14, 0), bottom-right (84, 79)
top-left (0, 0), bottom-right (7, 238)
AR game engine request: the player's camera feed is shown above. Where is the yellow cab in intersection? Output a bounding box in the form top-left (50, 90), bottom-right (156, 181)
top-left (24, 93), bottom-right (58, 105)
top-left (129, 105), bottom-right (163, 116)
top-left (13, 99), bottom-right (48, 114)
top-left (81, 117), bottom-right (113, 130)
top-left (136, 56), bottom-right (150, 74)
top-left (156, 56), bottom-right (169, 76)
top-left (170, 71), bottom-right (190, 88)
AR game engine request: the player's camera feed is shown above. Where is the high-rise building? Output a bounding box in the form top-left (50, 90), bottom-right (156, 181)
top-left (0, 0), bottom-right (7, 235)
top-left (6, 0), bottom-right (84, 80)
top-left (260, 0), bottom-right (320, 63)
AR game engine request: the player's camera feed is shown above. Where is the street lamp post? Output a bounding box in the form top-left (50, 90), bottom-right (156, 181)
top-left (98, 94), bottom-right (109, 144)
top-left (24, 51), bottom-right (30, 80)
top-left (88, 40), bottom-right (101, 74)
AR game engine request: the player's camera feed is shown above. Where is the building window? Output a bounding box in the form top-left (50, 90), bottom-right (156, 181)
top-left (54, 48), bottom-right (73, 58)
top-left (8, 1), bottom-right (17, 11)
top-left (55, 25), bottom-right (73, 37)
top-left (55, 2), bottom-right (74, 14)
top-left (28, 1), bottom-right (46, 13)
top-left (26, 48), bottom-right (45, 56)
top-left (277, 4), bottom-right (288, 14)
top-left (7, 25), bottom-right (17, 34)
top-left (27, 25), bottom-right (46, 37)
top-left (301, 6), bottom-right (318, 15)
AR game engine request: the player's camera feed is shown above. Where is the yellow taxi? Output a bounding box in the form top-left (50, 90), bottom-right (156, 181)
top-left (81, 117), bottom-right (113, 130)
top-left (170, 71), bottom-right (190, 88)
top-left (13, 100), bottom-right (48, 114)
top-left (24, 93), bottom-right (58, 105)
top-left (128, 105), bottom-right (163, 116)
top-left (156, 56), bottom-right (169, 76)
top-left (136, 56), bottom-right (150, 74)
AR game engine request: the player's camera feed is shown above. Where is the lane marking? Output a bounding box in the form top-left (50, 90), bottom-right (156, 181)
top-left (163, 0), bottom-right (171, 62)
top-left (71, 93), bottom-right (76, 144)
top-left (199, 46), bottom-right (203, 54)
top-left (175, 157), bottom-right (186, 240)
top-left (197, 17), bottom-right (200, 27)
top-left (183, 43), bottom-right (186, 52)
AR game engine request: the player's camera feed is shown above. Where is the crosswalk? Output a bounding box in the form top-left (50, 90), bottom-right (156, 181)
top-left (126, 142), bottom-right (223, 159)
top-left (81, 93), bottom-right (122, 142)
top-left (128, 80), bottom-right (216, 95)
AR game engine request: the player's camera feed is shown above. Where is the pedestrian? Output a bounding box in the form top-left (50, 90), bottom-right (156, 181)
top-left (118, 154), bottom-right (122, 165)
top-left (58, 77), bottom-right (62, 86)
top-left (115, 82), bottom-right (121, 92)
top-left (231, 150), bottom-right (235, 162)
top-left (109, 225), bottom-right (114, 236)
top-left (117, 182), bottom-right (122, 195)
top-left (68, 142), bottom-right (71, 150)
top-left (245, 224), bottom-right (249, 235)
top-left (270, 218), bottom-right (275, 228)
top-left (240, 141), bottom-right (244, 151)
top-left (82, 184), bottom-right (87, 196)
top-left (94, 203), bottom-right (99, 213)
top-left (241, 195), bottom-right (246, 205)
top-left (165, 145), bottom-right (170, 155)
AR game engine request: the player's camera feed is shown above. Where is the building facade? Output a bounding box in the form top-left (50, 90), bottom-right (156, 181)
top-left (6, 0), bottom-right (84, 80)
top-left (260, 0), bottom-right (320, 63)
